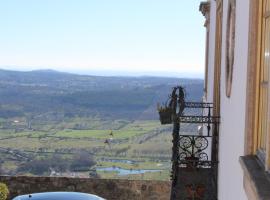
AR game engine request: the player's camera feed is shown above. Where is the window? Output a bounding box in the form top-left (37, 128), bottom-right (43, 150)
top-left (255, 0), bottom-right (270, 167)
top-left (240, 1), bottom-right (270, 199)
top-left (245, 0), bottom-right (270, 171)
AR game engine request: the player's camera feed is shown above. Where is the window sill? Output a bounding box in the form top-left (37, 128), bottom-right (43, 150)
top-left (239, 155), bottom-right (270, 200)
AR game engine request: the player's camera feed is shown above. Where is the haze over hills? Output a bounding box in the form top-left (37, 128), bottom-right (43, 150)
top-left (0, 67), bottom-right (204, 79)
top-left (0, 69), bottom-right (203, 121)
top-left (0, 69), bottom-right (203, 177)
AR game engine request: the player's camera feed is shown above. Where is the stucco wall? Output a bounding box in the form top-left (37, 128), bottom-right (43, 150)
top-left (205, 0), bottom-right (216, 102)
top-left (0, 176), bottom-right (171, 200)
top-left (207, 0), bottom-right (249, 199)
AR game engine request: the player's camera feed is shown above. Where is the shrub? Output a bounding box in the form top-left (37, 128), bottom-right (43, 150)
top-left (0, 183), bottom-right (9, 200)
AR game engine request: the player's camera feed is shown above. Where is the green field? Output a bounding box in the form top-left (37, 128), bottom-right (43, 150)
top-left (55, 129), bottom-right (146, 139)
top-left (0, 119), bottom-right (174, 181)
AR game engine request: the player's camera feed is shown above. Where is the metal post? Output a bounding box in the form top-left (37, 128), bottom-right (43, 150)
top-left (170, 120), bottom-right (180, 200)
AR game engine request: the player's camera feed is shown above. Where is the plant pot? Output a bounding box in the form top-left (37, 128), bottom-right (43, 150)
top-left (158, 108), bottom-right (173, 124)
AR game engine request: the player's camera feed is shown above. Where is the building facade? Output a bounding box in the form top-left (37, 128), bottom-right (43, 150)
top-left (200, 0), bottom-right (270, 199)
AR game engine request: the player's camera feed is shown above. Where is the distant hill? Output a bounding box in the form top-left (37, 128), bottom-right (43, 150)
top-left (0, 69), bottom-right (203, 120)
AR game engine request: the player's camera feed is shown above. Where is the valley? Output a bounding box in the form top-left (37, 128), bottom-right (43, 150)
top-left (0, 69), bottom-right (203, 180)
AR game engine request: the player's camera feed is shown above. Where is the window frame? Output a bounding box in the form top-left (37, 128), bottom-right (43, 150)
top-left (242, 1), bottom-right (270, 199)
top-left (245, 0), bottom-right (270, 171)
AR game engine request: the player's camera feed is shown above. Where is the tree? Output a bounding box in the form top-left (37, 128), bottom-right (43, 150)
top-left (70, 151), bottom-right (96, 171)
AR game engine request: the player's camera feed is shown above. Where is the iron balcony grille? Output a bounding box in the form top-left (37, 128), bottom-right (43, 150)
top-left (159, 86), bottom-right (220, 200)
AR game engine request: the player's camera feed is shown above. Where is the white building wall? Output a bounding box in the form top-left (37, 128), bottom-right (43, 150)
top-left (206, 0), bottom-right (249, 199)
top-left (206, 0), bottom-right (216, 102)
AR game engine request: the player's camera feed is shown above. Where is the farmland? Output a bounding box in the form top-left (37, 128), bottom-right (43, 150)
top-left (0, 119), bottom-right (174, 180)
top-left (0, 69), bottom-right (203, 180)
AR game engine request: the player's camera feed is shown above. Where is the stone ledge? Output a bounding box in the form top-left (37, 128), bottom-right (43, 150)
top-left (0, 176), bottom-right (171, 200)
top-left (240, 155), bottom-right (270, 200)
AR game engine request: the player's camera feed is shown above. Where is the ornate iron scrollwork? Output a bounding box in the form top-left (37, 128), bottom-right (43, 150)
top-left (179, 136), bottom-right (208, 159)
top-left (178, 116), bottom-right (220, 124)
top-left (184, 102), bottom-right (213, 109)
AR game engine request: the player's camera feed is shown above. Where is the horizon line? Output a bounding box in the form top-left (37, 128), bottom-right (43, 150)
top-left (0, 67), bottom-right (204, 79)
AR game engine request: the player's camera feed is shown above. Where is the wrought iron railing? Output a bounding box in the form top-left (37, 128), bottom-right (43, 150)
top-left (159, 86), bottom-right (220, 200)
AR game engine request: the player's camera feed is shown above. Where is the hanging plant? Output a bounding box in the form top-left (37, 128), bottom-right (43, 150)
top-left (0, 183), bottom-right (9, 200)
top-left (157, 103), bottom-right (173, 124)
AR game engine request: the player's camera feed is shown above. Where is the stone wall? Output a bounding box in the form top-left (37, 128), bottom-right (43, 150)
top-left (0, 176), bottom-right (171, 200)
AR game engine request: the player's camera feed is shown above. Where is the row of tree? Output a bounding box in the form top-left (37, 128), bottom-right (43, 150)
top-left (16, 151), bottom-right (96, 175)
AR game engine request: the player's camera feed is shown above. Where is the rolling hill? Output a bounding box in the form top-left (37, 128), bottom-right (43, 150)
top-left (0, 69), bottom-right (203, 121)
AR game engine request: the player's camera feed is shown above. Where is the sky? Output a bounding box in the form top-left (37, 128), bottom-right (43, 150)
top-left (0, 0), bottom-right (205, 77)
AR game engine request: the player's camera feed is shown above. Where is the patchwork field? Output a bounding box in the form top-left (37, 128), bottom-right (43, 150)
top-left (0, 119), bottom-right (176, 180)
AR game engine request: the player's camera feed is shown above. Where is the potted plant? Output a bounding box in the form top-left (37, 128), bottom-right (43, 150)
top-left (157, 103), bottom-right (173, 124)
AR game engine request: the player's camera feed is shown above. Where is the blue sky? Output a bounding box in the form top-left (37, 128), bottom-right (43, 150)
top-left (0, 0), bottom-right (205, 77)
